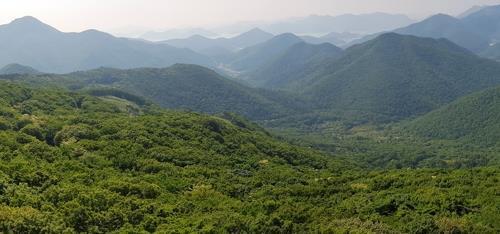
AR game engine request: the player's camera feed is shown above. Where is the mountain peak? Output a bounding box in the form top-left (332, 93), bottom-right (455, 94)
top-left (239, 28), bottom-right (272, 37)
top-left (11, 16), bottom-right (48, 27)
top-left (272, 33), bottom-right (302, 41)
top-left (11, 16), bottom-right (42, 24)
top-left (0, 63), bottom-right (40, 75)
top-left (426, 13), bottom-right (457, 21)
top-left (247, 28), bottom-right (266, 34)
top-left (7, 16), bottom-right (58, 32)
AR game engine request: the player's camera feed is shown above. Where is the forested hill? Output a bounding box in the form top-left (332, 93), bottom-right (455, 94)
top-left (247, 42), bottom-right (344, 88)
top-left (406, 86), bottom-right (500, 146)
top-left (297, 33), bottom-right (500, 121)
top-left (0, 64), bottom-right (308, 120)
top-left (0, 80), bottom-right (498, 233)
top-left (0, 63), bottom-right (40, 75)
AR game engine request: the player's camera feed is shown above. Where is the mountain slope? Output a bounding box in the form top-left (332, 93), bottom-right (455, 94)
top-left (226, 33), bottom-right (304, 72)
top-left (261, 13), bottom-right (414, 35)
top-left (394, 5), bottom-right (500, 53)
top-left (300, 35), bottom-right (345, 46)
top-left (299, 33), bottom-right (500, 120)
top-left (458, 5), bottom-right (486, 18)
top-left (394, 14), bottom-right (488, 53)
top-left (0, 63), bottom-right (40, 75)
top-left (247, 42), bottom-right (343, 88)
top-left (0, 80), bottom-right (338, 232)
top-left (406, 86), bottom-right (500, 146)
top-left (8, 64), bottom-right (306, 120)
top-left (0, 81), bottom-right (496, 233)
top-left (300, 32), bottom-right (362, 47)
top-left (0, 16), bottom-right (213, 73)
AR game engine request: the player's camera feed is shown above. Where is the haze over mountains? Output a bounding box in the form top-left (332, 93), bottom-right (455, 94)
top-left (3, 4), bottom-right (500, 124)
top-left (161, 28), bottom-right (274, 55)
top-left (0, 16), bottom-right (213, 73)
top-left (347, 5), bottom-right (500, 60)
top-left (141, 28), bottom-right (218, 41)
top-left (258, 13), bottom-right (415, 35)
top-left (141, 13), bottom-right (413, 48)
top-left (165, 12), bottom-right (415, 40)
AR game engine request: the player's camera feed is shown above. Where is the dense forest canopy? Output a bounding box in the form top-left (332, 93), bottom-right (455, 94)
top-left (0, 75), bottom-right (498, 233)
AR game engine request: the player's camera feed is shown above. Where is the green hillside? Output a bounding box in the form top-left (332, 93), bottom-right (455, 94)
top-left (0, 63), bottom-right (40, 75)
top-left (407, 86), bottom-right (500, 146)
top-left (0, 81), bottom-right (498, 233)
top-left (394, 14), bottom-right (489, 53)
top-left (247, 42), bottom-right (343, 88)
top-left (227, 33), bottom-right (303, 72)
top-left (299, 33), bottom-right (500, 121)
top-left (2, 64), bottom-right (306, 120)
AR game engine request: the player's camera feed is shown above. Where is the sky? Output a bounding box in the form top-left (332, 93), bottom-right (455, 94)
top-left (1, 0), bottom-right (500, 34)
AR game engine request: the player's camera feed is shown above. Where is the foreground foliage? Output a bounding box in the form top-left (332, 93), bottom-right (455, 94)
top-left (0, 81), bottom-right (498, 233)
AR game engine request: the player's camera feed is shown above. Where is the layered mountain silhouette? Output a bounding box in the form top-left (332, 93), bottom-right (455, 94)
top-left (225, 33), bottom-right (304, 72)
top-left (285, 33), bottom-right (500, 120)
top-left (9, 64), bottom-right (307, 120)
top-left (457, 5), bottom-right (486, 18)
top-left (247, 42), bottom-right (343, 88)
top-left (0, 16), bottom-right (214, 73)
top-left (140, 28), bottom-right (218, 41)
top-left (162, 28), bottom-right (274, 55)
top-left (300, 32), bottom-right (362, 46)
top-left (394, 5), bottom-right (500, 54)
top-left (214, 13), bottom-right (414, 35)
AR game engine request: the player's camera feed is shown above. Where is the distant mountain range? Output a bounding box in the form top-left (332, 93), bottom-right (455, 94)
top-left (161, 28), bottom-right (274, 55)
top-left (140, 28), bottom-right (218, 41)
top-left (211, 13), bottom-right (415, 36)
top-left (457, 5), bottom-right (486, 18)
top-left (162, 29), bottom-right (360, 58)
top-left (348, 5), bottom-right (500, 59)
top-left (0, 16), bottom-right (214, 73)
top-left (300, 32), bottom-right (362, 46)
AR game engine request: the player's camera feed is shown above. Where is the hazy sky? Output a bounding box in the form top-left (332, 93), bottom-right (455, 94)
top-left (1, 0), bottom-right (500, 33)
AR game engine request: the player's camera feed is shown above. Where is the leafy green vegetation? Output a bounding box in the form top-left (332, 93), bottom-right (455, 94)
top-left (0, 81), bottom-right (497, 233)
top-left (0, 64), bottom-right (309, 120)
top-left (407, 86), bottom-right (500, 146)
top-left (226, 33), bottom-right (304, 72)
top-left (294, 33), bottom-right (500, 121)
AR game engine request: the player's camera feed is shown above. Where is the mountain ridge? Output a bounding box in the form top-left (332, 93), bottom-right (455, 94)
top-left (290, 33), bottom-right (500, 121)
top-left (0, 16), bottom-right (214, 73)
